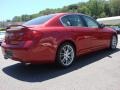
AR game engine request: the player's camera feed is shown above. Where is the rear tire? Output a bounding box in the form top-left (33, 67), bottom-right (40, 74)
top-left (56, 42), bottom-right (75, 68)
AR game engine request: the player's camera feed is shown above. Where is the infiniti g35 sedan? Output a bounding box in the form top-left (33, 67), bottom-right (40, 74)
top-left (1, 13), bottom-right (118, 67)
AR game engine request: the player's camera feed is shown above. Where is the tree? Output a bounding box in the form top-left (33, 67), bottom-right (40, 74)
top-left (88, 0), bottom-right (106, 18)
top-left (77, 3), bottom-right (91, 15)
top-left (110, 0), bottom-right (120, 16)
top-left (30, 13), bottom-right (40, 19)
top-left (21, 15), bottom-right (31, 21)
top-left (104, 1), bottom-right (111, 17)
top-left (8, 0), bottom-right (120, 23)
top-left (68, 4), bottom-right (78, 10)
top-left (12, 16), bottom-right (21, 22)
top-left (6, 20), bottom-right (11, 22)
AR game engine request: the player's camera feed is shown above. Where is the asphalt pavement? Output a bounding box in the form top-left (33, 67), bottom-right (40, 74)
top-left (0, 35), bottom-right (120, 90)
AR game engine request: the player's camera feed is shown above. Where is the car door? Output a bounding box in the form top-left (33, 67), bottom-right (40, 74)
top-left (82, 15), bottom-right (105, 50)
top-left (61, 14), bottom-right (96, 54)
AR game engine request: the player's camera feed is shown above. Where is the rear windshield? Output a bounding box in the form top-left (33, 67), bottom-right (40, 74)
top-left (23, 14), bottom-right (55, 25)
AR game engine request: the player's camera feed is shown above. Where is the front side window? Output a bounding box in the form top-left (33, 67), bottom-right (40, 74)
top-left (61, 15), bottom-right (84, 27)
top-left (83, 16), bottom-right (99, 28)
top-left (23, 14), bottom-right (55, 25)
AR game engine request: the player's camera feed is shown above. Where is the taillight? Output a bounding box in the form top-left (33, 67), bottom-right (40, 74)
top-left (22, 30), bottom-right (41, 41)
top-left (5, 25), bottom-right (42, 44)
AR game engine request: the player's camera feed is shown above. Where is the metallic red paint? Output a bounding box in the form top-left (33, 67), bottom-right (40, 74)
top-left (1, 13), bottom-right (117, 64)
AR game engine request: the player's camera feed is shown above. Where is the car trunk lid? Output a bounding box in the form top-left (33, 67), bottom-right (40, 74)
top-left (5, 25), bottom-right (40, 45)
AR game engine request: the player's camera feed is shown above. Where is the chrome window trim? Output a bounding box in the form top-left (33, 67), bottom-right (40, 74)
top-left (59, 13), bottom-right (100, 28)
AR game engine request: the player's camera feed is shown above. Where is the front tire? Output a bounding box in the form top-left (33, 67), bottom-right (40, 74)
top-left (56, 43), bottom-right (75, 67)
top-left (109, 35), bottom-right (118, 50)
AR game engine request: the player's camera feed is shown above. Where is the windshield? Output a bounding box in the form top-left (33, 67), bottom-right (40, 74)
top-left (23, 14), bottom-right (55, 25)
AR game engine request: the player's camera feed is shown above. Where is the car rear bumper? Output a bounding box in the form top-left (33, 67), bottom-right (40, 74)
top-left (1, 42), bottom-right (57, 64)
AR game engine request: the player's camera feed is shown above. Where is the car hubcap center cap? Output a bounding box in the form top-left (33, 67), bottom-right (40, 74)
top-left (64, 52), bottom-right (69, 58)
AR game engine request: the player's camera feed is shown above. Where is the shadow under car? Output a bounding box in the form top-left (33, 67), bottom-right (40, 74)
top-left (2, 48), bottom-right (120, 82)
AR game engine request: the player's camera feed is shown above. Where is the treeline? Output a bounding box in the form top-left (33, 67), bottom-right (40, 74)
top-left (6, 0), bottom-right (120, 22)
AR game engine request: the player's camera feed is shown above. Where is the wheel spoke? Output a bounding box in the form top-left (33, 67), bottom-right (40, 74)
top-left (68, 50), bottom-right (73, 55)
top-left (61, 57), bottom-right (67, 64)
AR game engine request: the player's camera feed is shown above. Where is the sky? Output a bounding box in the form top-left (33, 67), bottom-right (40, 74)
top-left (0, 0), bottom-right (88, 21)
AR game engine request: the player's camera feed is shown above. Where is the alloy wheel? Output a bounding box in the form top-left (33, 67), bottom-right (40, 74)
top-left (57, 43), bottom-right (75, 67)
top-left (111, 36), bottom-right (117, 49)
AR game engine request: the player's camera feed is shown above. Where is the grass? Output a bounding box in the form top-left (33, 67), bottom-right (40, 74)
top-left (0, 28), bottom-right (5, 31)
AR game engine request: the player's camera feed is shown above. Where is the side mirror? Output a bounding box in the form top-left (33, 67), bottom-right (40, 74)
top-left (99, 23), bottom-right (105, 28)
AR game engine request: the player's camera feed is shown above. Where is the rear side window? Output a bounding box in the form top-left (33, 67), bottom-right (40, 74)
top-left (61, 15), bottom-right (84, 27)
top-left (23, 14), bottom-right (55, 25)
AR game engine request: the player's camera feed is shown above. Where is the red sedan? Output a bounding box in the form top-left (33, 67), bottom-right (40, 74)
top-left (1, 13), bottom-right (118, 67)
